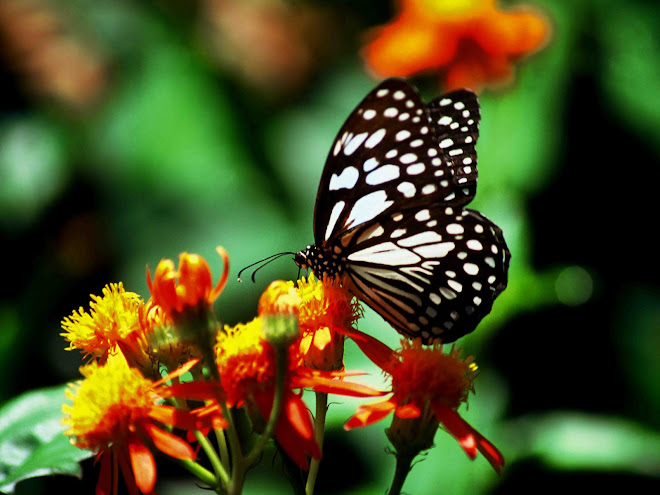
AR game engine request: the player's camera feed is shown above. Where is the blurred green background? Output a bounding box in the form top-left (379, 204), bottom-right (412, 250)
top-left (1, 0), bottom-right (659, 493)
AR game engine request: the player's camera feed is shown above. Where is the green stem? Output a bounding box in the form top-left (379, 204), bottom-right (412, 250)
top-left (388, 453), bottom-right (414, 495)
top-left (195, 429), bottom-right (229, 489)
top-left (305, 391), bottom-right (328, 495)
top-left (244, 346), bottom-right (288, 467)
top-left (177, 458), bottom-right (218, 489)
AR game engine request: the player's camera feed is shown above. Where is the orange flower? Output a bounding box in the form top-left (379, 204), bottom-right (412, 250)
top-left (147, 247), bottom-right (229, 318)
top-left (62, 352), bottom-right (222, 494)
top-left (345, 337), bottom-right (504, 474)
top-left (363, 0), bottom-right (550, 91)
top-left (259, 274), bottom-right (361, 371)
top-left (216, 316), bottom-right (383, 469)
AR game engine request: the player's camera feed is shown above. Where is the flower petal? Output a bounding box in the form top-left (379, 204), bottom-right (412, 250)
top-left (395, 402), bottom-right (421, 419)
top-left (293, 373), bottom-right (384, 397)
top-left (342, 328), bottom-right (396, 372)
top-left (209, 246), bottom-right (230, 302)
top-left (432, 402), bottom-right (505, 473)
top-left (144, 422), bottom-right (195, 460)
top-left (344, 398), bottom-right (396, 430)
top-left (472, 426), bottom-right (506, 475)
top-left (253, 389), bottom-right (321, 470)
top-left (153, 358), bottom-right (201, 386)
top-left (432, 402), bottom-right (478, 459)
top-left (95, 450), bottom-right (112, 495)
top-left (128, 435), bottom-right (156, 494)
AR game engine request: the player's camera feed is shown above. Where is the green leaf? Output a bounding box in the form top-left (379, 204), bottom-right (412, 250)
top-left (0, 385), bottom-right (93, 494)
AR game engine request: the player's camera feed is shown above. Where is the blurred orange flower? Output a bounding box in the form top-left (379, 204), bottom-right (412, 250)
top-left (363, 0), bottom-right (550, 91)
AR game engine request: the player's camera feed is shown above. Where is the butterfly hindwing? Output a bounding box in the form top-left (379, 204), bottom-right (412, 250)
top-left (332, 205), bottom-right (509, 343)
top-left (313, 79), bottom-right (480, 247)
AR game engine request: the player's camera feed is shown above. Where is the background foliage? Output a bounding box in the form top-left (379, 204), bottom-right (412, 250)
top-left (0, 0), bottom-right (659, 493)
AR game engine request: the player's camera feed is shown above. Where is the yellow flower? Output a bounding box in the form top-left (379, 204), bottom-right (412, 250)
top-left (61, 283), bottom-right (141, 360)
top-left (63, 352), bottom-right (217, 494)
top-left (259, 274), bottom-right (360, 370)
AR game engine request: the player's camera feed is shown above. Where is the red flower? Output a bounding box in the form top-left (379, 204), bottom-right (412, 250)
top-left (363, 0), bottom-right (550, 91)
top-left (345, 336), bottom-right (504, 474)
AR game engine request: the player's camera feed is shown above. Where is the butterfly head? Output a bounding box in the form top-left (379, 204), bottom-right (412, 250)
top-left (293, 247), bottom-right (312, 270)
top-left (295, 245), bottom-right (343, 279)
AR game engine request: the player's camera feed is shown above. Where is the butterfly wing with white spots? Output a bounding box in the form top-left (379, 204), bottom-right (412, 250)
top-left (297, 78), bottom-right (510, 344)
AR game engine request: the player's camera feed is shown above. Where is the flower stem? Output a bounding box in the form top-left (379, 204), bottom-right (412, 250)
top-left (177, 457), bottom-right (218, 489)
top-left (305, 391), bottom-right (328, 495)
top-left (244, 346), bottom-right (288, 466)
top-left (388, 453), bottom-right (414, 495)
top-left (195, 429), bottom-right (229, 489)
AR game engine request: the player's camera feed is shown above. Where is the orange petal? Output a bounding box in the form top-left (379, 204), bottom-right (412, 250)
top-left (95, 451), bottom-right (112, 495)
top-left (144, 422), bottom-right (195, 461)
top-left (147, 405), bottom-right (215, 431)
top-left (363, 17), bottom-right (456, 77)
top-left (209, 246), bottom-right (230, 302)
top-left (154, 358), bottom-right (200, 386)
top-left (127, 435), bottom-right (156, 494)
top-left (395, 402), bottom-right (421, 419)
top-left (342, 328), bottom-right (396, 372)
top-left (344, 398), bottom-right (396, 430)
top-left (293, 373), bottom-right (385, 397)
top-left (432, 402), bottom-right (478, 459)
top-left (253, 389), bottom-right (320, 470)
top-left (472, 426), bottom-right (505, 475)
top-left (178, 253), bottom-right (213, 307)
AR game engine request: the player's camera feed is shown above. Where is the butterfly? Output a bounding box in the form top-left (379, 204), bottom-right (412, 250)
top-left (293, 78), bottom-right (511, 344)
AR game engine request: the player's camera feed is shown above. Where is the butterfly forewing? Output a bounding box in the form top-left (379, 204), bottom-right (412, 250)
top-left (429, 89), bottom-right (481, 202)
top-left (298, 78), bottom-right (510, 344)
top-left (314, 79), bottom-right (479, 246)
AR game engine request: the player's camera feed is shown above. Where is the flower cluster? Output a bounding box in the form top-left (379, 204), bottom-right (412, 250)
top-left (363, 0), bottom-right (551, 91)
top-left (61, 248), bottom-right (504, 494)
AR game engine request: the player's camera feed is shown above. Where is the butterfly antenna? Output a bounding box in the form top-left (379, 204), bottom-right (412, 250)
top-left (237, 252), bottom-right (295, 283)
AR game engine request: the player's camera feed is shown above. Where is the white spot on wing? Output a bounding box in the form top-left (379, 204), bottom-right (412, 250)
top-left (348, 242), bottom-right (421, 265)
top-left (398, 231), bottom-right (443, 247)
top-left (363, 157), bottom-right (379, 172)
top-left (412, 242), bottom-right (455, 258)
top-left (329, 166), bottom-right (359, 191)
top-left (365, 128), bottom-right (386, 149)
top-left (395, 130), bottom-right (411, 141)
top-left (345, 190), bottom-right (393, 229)
top-left (363, 109), bottom-right (376, 120)
top-left (324, 201), bottom-right (345, 241)
top-left (397, 182), bottom-right (416, 198)
top-left (343, 132), bottom-right (369, 155)
top-left (357, 224), bottom-right (385, 244)
top-left (366, 165), bottom-right (400, 185)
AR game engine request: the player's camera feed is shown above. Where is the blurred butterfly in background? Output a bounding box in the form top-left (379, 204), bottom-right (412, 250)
top-left (293, 78), bottom-right (510, 344)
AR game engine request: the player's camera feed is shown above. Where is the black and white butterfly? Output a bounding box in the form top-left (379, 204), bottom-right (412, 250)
top-left (294, 78), bottom-right (510, 344)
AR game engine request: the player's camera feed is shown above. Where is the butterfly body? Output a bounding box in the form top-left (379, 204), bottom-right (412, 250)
top-left (295, 79), bottom-right (510, 344)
